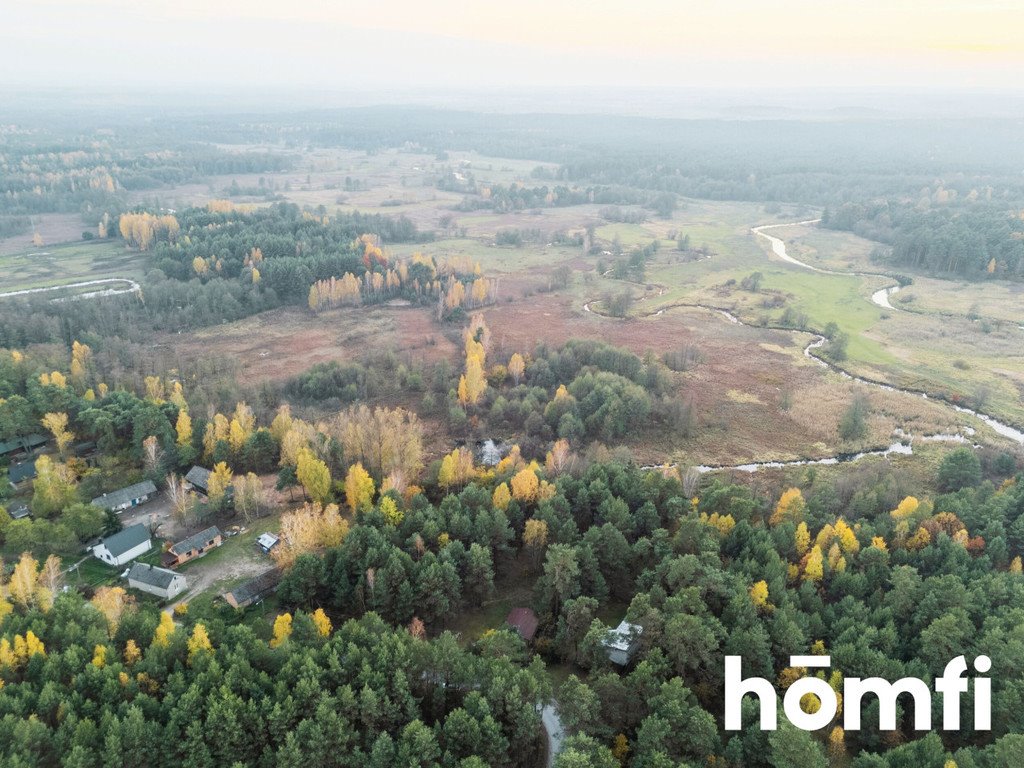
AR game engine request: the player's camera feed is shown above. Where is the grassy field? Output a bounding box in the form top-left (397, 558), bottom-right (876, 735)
top-left (0, 240), bottom-right (148, 292)
top-left (153, 149), bottom-right (1022, 463)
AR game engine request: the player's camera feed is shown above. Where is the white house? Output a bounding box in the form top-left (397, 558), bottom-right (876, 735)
top-left (126, 562), bottom-right (187, 600)
top-left (92, 524), bottom-right (152, 566)
top-left (603, 620), bottom-right (643, 666)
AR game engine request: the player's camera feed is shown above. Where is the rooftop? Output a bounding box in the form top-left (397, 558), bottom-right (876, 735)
top-left (91, 480), bottom-right (158, 510)
top-left (169, 526), bottom-right (222, 556)
top-left (185, 465), bottom-right (211, 490)
top-left (603, 620), bottom-right (643, 652)
top-left (0, 434), bottom-right (47, 455)
top-left (8, 461), bottom-right (37, 485)
top-left (224, 568), bottom-right (281, 606)
top-left (97, 523), bottom-right (151, 558)
top-left (257, 532), bottom-right (279, 550)
top-left (505, 607), bottom-right (539, 641)
top-left (127, 562), bottom-right (181, 590)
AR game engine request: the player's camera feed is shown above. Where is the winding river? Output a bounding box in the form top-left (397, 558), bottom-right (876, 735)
top-left (750, 220), bottom-right (903, 312)
top-left (586, 220), bottom-right (1024, 473)
top-left (0, 277), bottom-right (141, 302)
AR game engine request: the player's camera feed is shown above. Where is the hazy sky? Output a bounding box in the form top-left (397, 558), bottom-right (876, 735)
top-left (3, 0), bottom-right (1022, 92)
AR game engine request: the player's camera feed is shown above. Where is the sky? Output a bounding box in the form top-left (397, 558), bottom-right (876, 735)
top-left (2, 0), bottom-right (1022, 96)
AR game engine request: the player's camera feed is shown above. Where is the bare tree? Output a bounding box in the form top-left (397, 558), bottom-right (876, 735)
top-left (679, 466), bottom-right (701, 499)
top-left (166, 472), bottom-right (192, 524)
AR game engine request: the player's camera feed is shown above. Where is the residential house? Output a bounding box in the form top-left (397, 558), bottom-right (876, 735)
top-left (0, 434), bottom-right (47, 458)
top-left (505, 607), bottom-right (539, 642)
top-left (92, 523), bottom-right (152, 567)
top-left (162, 526), bottom-right (223, 567)
top-left (91, 480), bottom-right (157, 513)
top-left (223, 568), bottom-right (281, 609)
top-left (602, 620), bottom-right (643, 666)
top-left (127, 562), bottom-right (187, 600)
top-left (7, 460), bottom-right (36, 488)
top-left (9, 504), bottom-right (30, 520)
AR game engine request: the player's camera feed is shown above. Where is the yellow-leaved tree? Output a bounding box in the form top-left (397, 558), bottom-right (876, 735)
top-left (273, 502), bottom-right (349, 569)
top-left (296, 448), bottom-right (331, 504)
top-left (891, 496), bottom-right (920, 519)
top-left (508, 352), bottom-right (525, 385)
top-left (511, 467), bottom-right (540, 503)
top-left (771, 487), bottom-right (805, 526)
top-left (795, 521), bottom-right (810, 556)
top-left (492, 482), bottom-right (512, 512)
top-left (187, 624), bottom-right (213, 665)
top-left (152, 611), bottom-right (176, 647)
top-left (803, 545), bottom-right (824, 583)
top-left (749, 580), bottom-right (771, 610)
top-left (344, 462), bottom-right (375, 513)
top-left (523, 518), bottom-right (548, 568)
top-left (379, 496), bottom-right (403, 527)
top-left (91, 586), bottom-right (132, 637)
top-left (312, 608), bottom-right (332, 637)
top-left (207, 462), bottom-right (233, 506)
top-left (41, 412), bottom-right (74, 456)
top-left (176, 409), bottom-right (193, 448)
top-left (270, 613), bottom-right (292, 648)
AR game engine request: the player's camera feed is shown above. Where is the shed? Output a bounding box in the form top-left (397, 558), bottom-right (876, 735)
top-left (257, 532), bottom-right (279, 553)
top-left (93, 523), bottom-right (152, 567)
top-left (223, 568), bottom-right (281, 609)
top-left (163, 526), bottom-right (223, 567)
top-left (8, 461), bottom-right (37, 486)
top-left (127, 562), bottom-right (187, 600)
top-left (505, 607), bottom-right (539, 642)
top-left (184, 465), bottom-right (211, 494)
top-left (602, 620), bottom-right (643, 666)
top-left (92, 480), bottom-right (158, 513)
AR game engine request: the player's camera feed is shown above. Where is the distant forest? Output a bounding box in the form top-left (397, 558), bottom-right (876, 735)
top-left (4, 107), bottom-right (1024, 280)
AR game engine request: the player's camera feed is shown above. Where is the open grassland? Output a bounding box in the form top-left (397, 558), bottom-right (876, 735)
top-left (150, 152), bottom-right (1021, 466)
top-left (581, 203), bottom-right (1024, 431)
top-left (0, 240), bottom-right (148, 292)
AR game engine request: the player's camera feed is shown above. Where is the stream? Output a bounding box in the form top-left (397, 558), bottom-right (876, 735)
top-left (751, 219), bottom-right (903, 311)
top-left (0, 277), bottom-right (141, 302)
top-left (586, 220), bottom-right (1024, 473)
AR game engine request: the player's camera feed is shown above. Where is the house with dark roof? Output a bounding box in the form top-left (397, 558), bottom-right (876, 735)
top-left (223, 568), bottom-right (281, 609)
top-left (92, 523), bottom-right (152, 566)
top-left (91, 480), bottom-right (157, 513)
top-left (506, 607), bottom-right (539, 642)
top-left (162, 526), bottom-right (223, 567)
top-left (127, 562), bottom-right (187, 600)
top-left (9, 504), bottom-right (30, 520)
top-left (0, 434), bottom-right (47, 457)
top-left (184, 465), bottom-right (211, 494)
top-left (7, 460), bottom-right (36, 487)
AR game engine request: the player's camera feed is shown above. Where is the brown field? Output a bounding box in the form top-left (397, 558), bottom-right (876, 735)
top-left (168, 303), bottom-right (457, 383)
top-left (478, 291), bottom-right (967, 465)
top-left (0, 213), bottom-right (88, 255)
top-left (67, 144), bottom-right (1016, 471)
